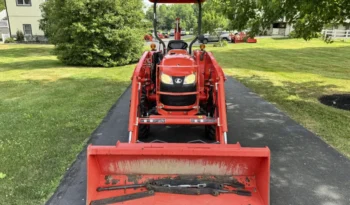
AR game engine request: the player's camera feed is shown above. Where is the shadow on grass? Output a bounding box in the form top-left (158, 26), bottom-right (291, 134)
top-left (213, 46), bottom-right (350, 80)
top-left (0, 47), bottom-right (54, 58)
top-left (236, 74), bottom-right (341, 108)
top-left (233, 75), bottom-right (350, 154)
top-left (0, 77), bottom-right (130, 205)
top-left (0, 59), bottom-right (64, 71)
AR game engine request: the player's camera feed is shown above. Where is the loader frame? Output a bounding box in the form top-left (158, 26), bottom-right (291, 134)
top-left (86, 1), bottom-right (271, 204)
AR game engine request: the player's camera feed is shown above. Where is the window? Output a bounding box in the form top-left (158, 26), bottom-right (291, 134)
top-left (17, 0), bottom-right (31, 6)
top-left (273, 23), bottom-right (287, 29)
top-left (23, 24), bottom-right (32, 36)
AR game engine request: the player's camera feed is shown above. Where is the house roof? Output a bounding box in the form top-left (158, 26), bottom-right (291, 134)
top-left (0, 10), bottom-right (7, 20)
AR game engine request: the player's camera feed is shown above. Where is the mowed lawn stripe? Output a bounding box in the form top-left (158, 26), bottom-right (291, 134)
top-left (0, 44), bottom-right (134, 205)
top-left (208, 38), bottom-right (350, 157)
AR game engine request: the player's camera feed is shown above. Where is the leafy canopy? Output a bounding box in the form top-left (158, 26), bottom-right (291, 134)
top-left (0, 0), bottom-right (5, 11)
top-left (40, 0), bottom-right (146, 67)
top-left (202, 1), bottom-right (229, 34)
top-left (145, 4), bottom-right (197, 31)
top-left (209, 0), bottom-right (350, 40)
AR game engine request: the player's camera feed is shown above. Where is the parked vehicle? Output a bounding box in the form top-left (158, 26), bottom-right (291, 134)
top-left (162, 32), bottom-right (169, 38)
top-left (169, 29), bottom-right (175, 36)
top-left (152, 32), bottom-right (165, 39)
top-left (231, 32), bottom-right (257, 44)
top-left (157, 32), bottom-right (165, 39)
top-left (144, 33), bottom-right (153, 41)
top-left (181, 29), bottom-right (186, 36)
top-left (145, 31), bottom-right (165, 41)
top-left (201, 31), bottom-right (232, 44)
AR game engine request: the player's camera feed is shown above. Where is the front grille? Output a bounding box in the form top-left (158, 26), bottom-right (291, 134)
top-left (160, 95), bottom-right (197, 106)
top-left (160, 82), bottom-right (197, 106)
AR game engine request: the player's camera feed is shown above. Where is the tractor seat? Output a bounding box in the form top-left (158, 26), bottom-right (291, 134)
top-left (167, 40), bottom-right (188, 51)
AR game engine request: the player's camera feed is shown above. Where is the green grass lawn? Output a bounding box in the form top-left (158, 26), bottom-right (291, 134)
top-left (0, 38), bottom-right (349, 204)
top-left (0, 44), bottom-right (134, 205)
top-left (207, 38), bottom-right (350, 157)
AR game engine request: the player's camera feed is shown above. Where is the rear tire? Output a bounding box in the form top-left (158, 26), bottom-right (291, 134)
top-left (138, 123), bottom-right (150, 140)
top-left (138, 87), bottom-right (150, 140)
top-left (203, 39), bottom-right (208, 44)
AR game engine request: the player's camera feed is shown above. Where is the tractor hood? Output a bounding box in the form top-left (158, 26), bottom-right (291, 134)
top-left (159, 52), bottom-right (196, 76)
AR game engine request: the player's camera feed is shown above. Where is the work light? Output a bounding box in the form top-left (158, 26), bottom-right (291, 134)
top-left (160, 73), bottom-right (173, 84)
top-left (184, 73), bottom-right (196, 84)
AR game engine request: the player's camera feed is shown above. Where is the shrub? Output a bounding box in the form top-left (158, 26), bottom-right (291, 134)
top-left (290, 30), bottom-right (321, 39)
top-left (4, 37), bottom-right (15, 43)
top-left (40, 0), bottom-right (146, 67)
top-left (221, 40), bottom-right (228, 46)
top-left (213, 40), bottom-right (228, 47)
top-left (16, 30), bottom-right (25, 41)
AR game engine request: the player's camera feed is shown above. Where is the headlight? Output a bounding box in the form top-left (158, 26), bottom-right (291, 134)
top-left (160, 73), bottom-right (173, 84)
top-left (184, 73), bottom-right (196, 84)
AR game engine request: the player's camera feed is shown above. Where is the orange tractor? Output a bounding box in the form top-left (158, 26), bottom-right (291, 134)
top-left (87, 0), bottom-right (270, 205)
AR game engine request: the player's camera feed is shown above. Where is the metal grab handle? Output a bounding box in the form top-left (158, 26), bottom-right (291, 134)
top-left (163, 183), bottom-right (206, 188)
top-left (96, 184), bottom-right (145, 192)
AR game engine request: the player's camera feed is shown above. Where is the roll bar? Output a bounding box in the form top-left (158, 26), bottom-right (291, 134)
top-left (189, 0), bottom-right (202, 54)
top-left (153, 0), bottom-right (202, 55)
top-left (153, 0), bottom-right (166, 53)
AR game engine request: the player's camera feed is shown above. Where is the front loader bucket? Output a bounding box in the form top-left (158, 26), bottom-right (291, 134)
top-left (87, 142), bottom-right (270, 205)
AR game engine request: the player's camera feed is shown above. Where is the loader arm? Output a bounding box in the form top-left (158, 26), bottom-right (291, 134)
top-left (128, 51), bottom-right (153, 143)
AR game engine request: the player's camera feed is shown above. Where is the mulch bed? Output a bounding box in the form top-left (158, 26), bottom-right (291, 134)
top-left (319, 94), bottom-right (350, 111)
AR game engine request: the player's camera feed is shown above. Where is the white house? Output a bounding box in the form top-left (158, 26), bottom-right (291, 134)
top-left (264, 17), bottom-right (349, 38)
top-left (4, 0), bottom-right (47, 41)
top-left (0, 9), bottom-right (10, 36)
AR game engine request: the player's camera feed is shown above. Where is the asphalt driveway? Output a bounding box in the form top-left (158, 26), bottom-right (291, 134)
top-left (46, 77), bottom-right (350, 205)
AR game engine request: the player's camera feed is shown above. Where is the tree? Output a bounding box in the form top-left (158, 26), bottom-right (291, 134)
top-left (145, 4), bottom-right (197, 31)
top-left (40, 0), bottom-right (146, 67)
top-left (202, 0), bottom-right (228, 34)
top-left (210, 0), bottom-right (350, 40)
top-left (202, 10), bottom-right (228, 33)
top-left (0, 0), bottom-right (5, 11)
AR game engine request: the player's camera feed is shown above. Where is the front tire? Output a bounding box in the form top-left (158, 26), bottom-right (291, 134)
top-left (138, 87), bottom-right (150, 140)
top-left (205, 87), bottom-right (216, 141)
top-left (203, 39), bottom-right (208, 44)
top-left (205, 124), bottom-right (216, 141)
